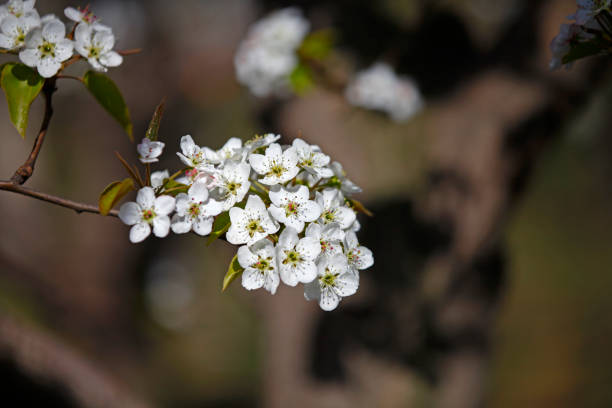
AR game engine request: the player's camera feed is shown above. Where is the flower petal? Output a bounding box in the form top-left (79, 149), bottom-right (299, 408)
top-left (278, 226), bottom-right (298, 249)
top-left (42, 20), bottom-right (65, 43)
top-left (296, 236), bottom-right (321, 261)
top-left (118, 202), bottom-right (141, 225)
top-left (304, 280), bottom-right (320, 301)
top-left (136, 187), bottom-right (155, 209)
top-left (18, 47), bottom-right (38, 66)
top-left (242, 268), bottom-right (265, 290)
top-left (129, 222), bottom-right (151, 243)
top-left (192, 216), bottom-right (213, 236)
top-left (248, 153), bottom-right (267, 174)
top-left (36, 58), bottom-right (61, 78)
top-left (154, 195), bottom-right (176, 215)
top-left (237, 245), bottom-right (258, 269)
top-left (319, 287), bottom-right (340, 311)
top-left (153, 215), bottom-right (171, 238)
top-left (335, 272), bottom-right (359, 297)
top-left (299, 200), bottom-right (321, 223)
top-left (170, 215), bottom-right (192, 234)
top-left (99, 50), bottom-right (122, 67)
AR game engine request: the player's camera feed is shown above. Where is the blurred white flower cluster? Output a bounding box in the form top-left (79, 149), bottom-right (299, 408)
top-left (549, 0), bottom-right (611, 70)
top-left (119, 133), bottom-right (374, 311)
top-left (345, 62), bottom-right (423, 122)
top-left (0, 1), bottom-right (122, 77)
top-left (234, 7), bottom-right (310, 97)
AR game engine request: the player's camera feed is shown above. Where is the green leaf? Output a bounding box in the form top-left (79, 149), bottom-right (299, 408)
top-left (207, 211), bottom-right (231, 245)
top-left (83, 71), bottom-right (133, 140)
top-left (562, 37), bottom-right (611, 65)
top-left (145, 98), bottom-right (165, 141)
top-left (222, 254), bottom-right (244, 292)
top-left (98, 178), bottom-right (135, 216)
top-left (289, 63), bottom-right (314, 95)
top-left (298, 29), bottom-right (334, 61)
top-left (0, 63), bottom-right (44, 138)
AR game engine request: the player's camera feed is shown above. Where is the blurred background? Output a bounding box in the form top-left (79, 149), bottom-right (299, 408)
top-left (1, 0), bottom-right (612, 407)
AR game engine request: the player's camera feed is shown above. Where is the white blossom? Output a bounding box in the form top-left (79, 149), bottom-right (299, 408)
top-left (304, 254), bottom-right (358, 311)
top-left (209, 161), bottom-right (251, 211)
top-left (74, 23), bottom-right (122, 72)
top-left (571, 0), bottom-right (612, 25)
top-left (244, 133), bottom-right (281, 154)
top-left (212, 137), bottom-right (243, 163)
top-left (346, 62), bottom-right (423, 122)
top-left (305, 222), bottom-right (345, 258)
top-left (292, 138), bottom-right (333, 179)
top-left (19, 17), bottom-right (73, 78)
top-left (0, 12), bottom-right (39, 49)
top-left (176, 135), bottom-right (216, 170)
top-left (249, 142), bottom-right (299, 185)
top-left (226, 194), bottom-right (279, 245)
top-left (344, 230), bottom-right (373, 274)
top-left (175, 168), bottom-right (209, 187)
top-left (119, 187), bottom-right (176, 243)
top-left (237, 239), bottom-right (280, 294)
top-left (276, 227), bottom-right (320, 286)
top-left (234, 7), bottom-right (309, 97)
top-left (171, 182), bottom-right (223, 236)
top-left (268, 184), bottom-right (321, 232)
top-left (0, 0), bottom-right (38, 22)
top-left (151, 170), bottom-right (169, 189)
top-left (137, 138), bottom-right (164, 163)
top-left (330, 161), bottom-right (362, 195)
top-left (315, 188), bottom-right (356, 229)
top-left (64, 6), bottom-right (109, 30)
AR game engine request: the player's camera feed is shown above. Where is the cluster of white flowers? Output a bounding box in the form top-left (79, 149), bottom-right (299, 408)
top-left (0, 1), bottom-right (122, 77)
top-left (549, 0), bottom-right (611, 70)
top-left (345, 62), bottom-right (423, 122)
top-left (234, 7), bottom-right (309, 97)
top-left (119, 133), bottom-right (374, 311)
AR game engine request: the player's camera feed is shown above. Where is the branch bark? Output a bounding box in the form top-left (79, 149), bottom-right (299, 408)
top-left (0, 181), bottom-right (118, 217)
top-left (10, 78), bottom-right (56, 185)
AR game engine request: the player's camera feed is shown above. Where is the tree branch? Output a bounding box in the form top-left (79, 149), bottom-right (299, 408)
top-left (0, 181), bottom-right (118, 217)
top-left (10, 78), bottom-right (56, 185)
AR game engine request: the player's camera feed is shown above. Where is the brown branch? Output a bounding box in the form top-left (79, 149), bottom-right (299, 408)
top-left (0, 181), bottom-right (118, 217)
top-left (118, 48), bottom-right (142, 56)
top-left (10, 78), bottom-right (56, 185)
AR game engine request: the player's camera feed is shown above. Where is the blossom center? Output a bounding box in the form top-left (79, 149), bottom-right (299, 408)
top-left (320, 270), bottom-right (338, 288)
top-left (16, 28), bottom-right (25, 45)
top-left (254, 256), bottom-right (274, 272)
top-left (282, 250), bottom-right (302, 266)
top-left (247, 219), bottom-right (264, 237)
top-left (38, 41), bottom-right (56, 58)
top-left (284, 201), bottom-right (299, 217)
top-left (142, 209), bottom-right (156, 222)
top-left (87, 45), bottom-right (102, 59)
top-left (322, 209), bottom-right (336, 223)
top-left (268, 163), bottom-right (285, 177)
top-left (227, 181), bottom-right (241, 194)
top-left (188, 203), bottom-right (200, 218)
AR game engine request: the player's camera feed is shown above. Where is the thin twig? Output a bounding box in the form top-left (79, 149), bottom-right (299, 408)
top-left (10, 78), bottom-right (57, 185)
top-left (114, 151), bottom-right (143, 188)
top-left (56, 74), bottom-right (84, 82)
top-left (0, 181), bottom-right (118, 217)
top-left (117, 48), bottom-right (142, 56)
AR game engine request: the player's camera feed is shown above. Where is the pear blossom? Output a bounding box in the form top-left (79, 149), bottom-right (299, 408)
top-left (64, 6), bottom-right (109, 30)
top-left (237, 239), bottom-right (280, 294)
top-left (212, 137), bottom-right (243, 163)
top-left (119, 187), bottom-right (176, 243)
top-left (249, 143), bottom-right (299, 185)
top-left (344, 230), bottom-right (373, 274)
top-left (226, 194), bottom-right (279, 245)
top-left (276, 227), bottom-right (320, 286)
top-left (151, 170), bottom-right (169, 189)
top-left (0, 0), bottom-right (38, 22)
top-left (171, 182), bottom-right (223, 236)
top-left (243, 133), bottom-right (280, 153)
top-left (305, 222), bottom-right (345, 258)
top-left (209, 161), bottom-right (251, 211)
top-left (234, 7), bottom-right (309, 97)
top-left (268, 185), bottom-right (321, 232)
top-left (292, 138), bottom-right (333, 178)
top-left (176, 168), bottom-right (209, 186)
top-left (330, 161), bottom-right (362, 195)
top-left (571, 0), bottom-right (612, 25)
top-left (74, 23), bottom-right (122, 72)
top-left (176, 135), bottom-right (216, 170)
top-left (304, 254), bottom-right (358, 311)
top-left (315, 188), bottom-right (356, 229)
top-left (346, 62), bottom-right (423, 122)
top-left (137, 138), bottom-right (164, 163)
top-left (19, 17), bottom-right (73, 78)
top-left (0, 12), bottom-right (39, 49)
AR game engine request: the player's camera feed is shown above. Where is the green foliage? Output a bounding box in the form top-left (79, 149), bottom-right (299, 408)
top-left (207, 211), bottom-right (231, 245)
top-left (0, 63), bottom-right (44, 138)
top-left (145, 98), bottom-right (165, 141)
top-left (83, 71), bottom-right (133, 140)
top-left (98, 178), bottom-right (135, 215)
top-left (289, 63), bottom-right (314, 94)
top-left (222, 254), bottom-right (244, 292)
top-left (298, 29), bottom-right (334, 61)
top-left (563, 37), bottom-right (612, 65)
